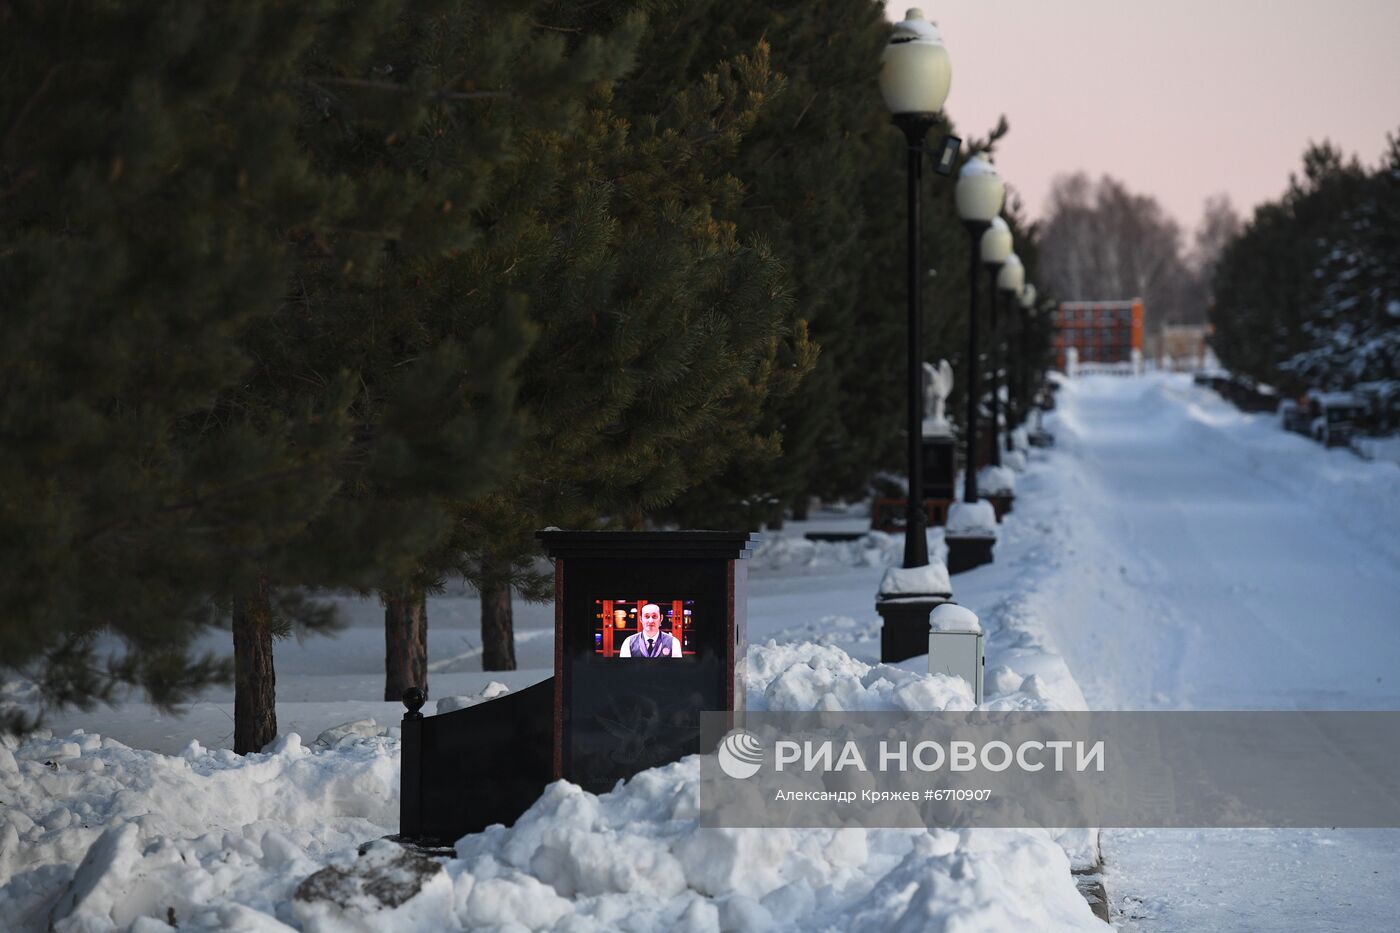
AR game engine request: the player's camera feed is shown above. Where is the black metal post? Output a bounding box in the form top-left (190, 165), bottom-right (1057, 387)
top-left (1015, 308), bottom-right (1029, 440)
top-left (895, 114), bottom-right (938, 568)
top-left (1025, 309), bottom-right (1034, 411)
top-left (988, 271), bottom-right (1003, 468)
top-left (963, 221), bottom-right (989, 503)
top-left (1008, 301), bottom-right (1019, 451)
top-left (1002, 287), bottom-right (1017, 453)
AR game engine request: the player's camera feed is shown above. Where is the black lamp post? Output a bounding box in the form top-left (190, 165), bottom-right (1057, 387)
top-left (895, 112), bottom-right (936, 567)
top-left (995, 253), bottom-right (1025, 456)
top-left (1015, 283), bottom-right (1037, 441)
top-left (981, 219), bottom-right (1012, 469)
top-left (874, 9), bottom-right (963, 663)
top-left (954, 155), bottom-right (1005, 504)
top-left (879, 8), bottom-right (953, 571)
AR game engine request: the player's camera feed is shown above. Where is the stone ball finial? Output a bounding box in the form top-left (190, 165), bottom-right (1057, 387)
top-left (402, 686), bottom-right (426, 720)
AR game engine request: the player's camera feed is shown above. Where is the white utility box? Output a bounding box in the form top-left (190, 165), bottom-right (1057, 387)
top-left (929, 603), bottom-right (983, 703)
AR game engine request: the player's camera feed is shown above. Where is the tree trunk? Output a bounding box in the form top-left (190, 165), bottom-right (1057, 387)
top-left (792, 495), bottom-right (811, 522)
top-left (383, 582), bottom-right (428, 702)
top-left (480, 576), bottom-right (516, 671)
top-left (233, 581), bottom-right (276, 755)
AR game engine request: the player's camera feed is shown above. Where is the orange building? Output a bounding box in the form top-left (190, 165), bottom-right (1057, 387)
top-left (1052, 299), bottom-right (1144, 372)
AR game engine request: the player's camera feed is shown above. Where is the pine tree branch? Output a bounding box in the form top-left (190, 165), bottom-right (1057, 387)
top-left (790, 93), bottom-right (818, 131)
top-left (78, 459), bottom-right (333, 548)
top-left (306, 76), bottom-right (514, 102)
top-left (531, 22), bottom-right (583, 33)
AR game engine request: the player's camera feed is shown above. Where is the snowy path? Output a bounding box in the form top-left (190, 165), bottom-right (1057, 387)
top-left (10, 373), bottom-right (1398, 930)
top-left (1026, 375), bottom-right (1400, 931)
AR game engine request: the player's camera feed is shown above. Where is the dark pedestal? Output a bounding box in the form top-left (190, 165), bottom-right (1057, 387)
top-left (946, 534), bottom-right (995, 574)
top-left (876, 596), bottom-right (949, 663)
top-left (921, 434), bottom-right (958, 500)
top-left (986, 493), bottom-right (1015, 522)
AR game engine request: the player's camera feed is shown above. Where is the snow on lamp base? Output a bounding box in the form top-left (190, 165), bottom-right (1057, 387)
top-left (875, 563), bottom-right (953, 663)
top-left (977, 465), bottom-right (1016, 522)
top-left (944, 500), bottom-right (997, 574)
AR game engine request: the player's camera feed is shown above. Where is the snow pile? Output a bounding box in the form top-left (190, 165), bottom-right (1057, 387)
top-left (434, 681), bottom-right (511, 715)
top-left (946, 500), bottom-right (997, 536)
top-left (314, 719), bottom-right (393, 748)
top-left (977, 465), bottom-right (1017, 496)
top-left (451, 768), bottom-right (1100, 932)
top-left (876, 563), bottom-right (951, 599)
top-left (744, 641), bottom-right (975, 712)
top-left (0, 633), bottom-right (1106, 931)
top-left (747, 531), bottom-right (901, 574)
top-left (432, 641), bottom-right (1101, 931)
top-left (1351, 434), bottom-right (1400, 466)
top-left (762, 614), bottom-right (880, 648)
top-left (0, 728), bottom-right (399, 931)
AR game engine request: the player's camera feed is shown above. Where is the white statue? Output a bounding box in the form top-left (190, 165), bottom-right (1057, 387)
top-left (922, 359), bottom-right (954, 436)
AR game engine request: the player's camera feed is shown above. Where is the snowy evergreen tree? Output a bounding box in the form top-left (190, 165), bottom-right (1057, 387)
top-left (1212, 141), bottom-right (1373, 390)
top-left (1277, 133), bottom-right (1400, 388)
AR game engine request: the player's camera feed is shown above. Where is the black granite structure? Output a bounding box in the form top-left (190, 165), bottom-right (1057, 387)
top-left (537, 530), bottom-right (758, 793)
top-left (396, 530), bottom-right (760, 844)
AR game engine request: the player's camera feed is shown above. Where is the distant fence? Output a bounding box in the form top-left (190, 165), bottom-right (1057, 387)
top-left (1074, 361), bottom-right (1137, 376)
top-left (1065, 348), bottom-right (1144, 377)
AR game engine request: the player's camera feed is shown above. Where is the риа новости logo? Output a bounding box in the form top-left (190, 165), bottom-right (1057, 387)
top-left (717, 730), bottom-right (765, 779)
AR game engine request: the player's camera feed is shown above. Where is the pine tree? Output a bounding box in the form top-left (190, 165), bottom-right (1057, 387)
top-left (624, 0), bottom-right (931, 518)
top-left (0, 0), bottom-right (356, 732)
top-left (0, 0), bottom-right (642, 744)
top-left (1000, 191), bottom-right (1044, 430)
top-left (454, 42), bottom-right (810, 668)
top-left (1277, 132), bottom-right (1400, 388)
top-left (1212, 142), bottom-right (1370, 390)
top-left (224, 0), bottom-right (644, 737)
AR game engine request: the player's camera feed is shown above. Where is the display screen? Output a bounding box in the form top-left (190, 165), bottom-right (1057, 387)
top-left (592, 598), bottom-right (696, 659)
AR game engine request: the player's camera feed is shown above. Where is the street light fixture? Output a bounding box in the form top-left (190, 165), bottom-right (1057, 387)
top-left (954, 154), bottom-right (1005, 504)
top-left (875, 9), bottom-right (959, 663)
top-left (880, 8), bottom-right (952, 571)
top-left (996, 253), bottom-right (1025, 457)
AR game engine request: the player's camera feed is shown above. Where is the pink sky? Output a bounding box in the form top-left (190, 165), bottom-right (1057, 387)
top-left (900, 1), bottom-right (1400, 236)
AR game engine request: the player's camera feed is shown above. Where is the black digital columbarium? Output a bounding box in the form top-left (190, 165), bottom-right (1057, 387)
top-left (538, 530), bottom-right (757, 793)
top-left (396, 529), bottom-right (756, 845)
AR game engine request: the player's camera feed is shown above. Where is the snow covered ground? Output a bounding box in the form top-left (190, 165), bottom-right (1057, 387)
top-left (5, 371), bottom-right (1396, 930)
top-left (1034, 375), bottom-right (1400, 931)
top-left (1, 477), bottom-right (1103, 925)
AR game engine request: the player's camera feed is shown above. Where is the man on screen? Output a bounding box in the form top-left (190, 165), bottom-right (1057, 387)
top-left (619, 603), bottom-right (682, 658)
